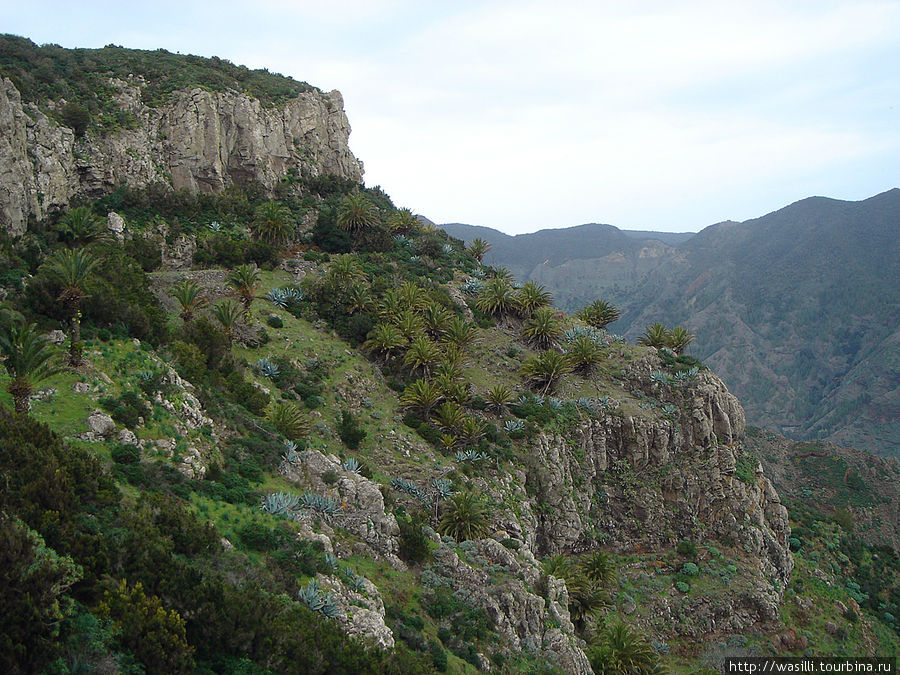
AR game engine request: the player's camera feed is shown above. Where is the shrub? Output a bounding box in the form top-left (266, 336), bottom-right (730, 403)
top-left (266, 314), bottom-right (283, 328)
top-left (111, 443), bottom-right (140, 464)
top-left (337, 409), bottom-right (367, 450)
top-left (677, 540), bottom-right (697, 557)
top-left (397, 514), bottom-right (431, 564)
top-left (100, 390), bottom-right (150, 429)
top-left (681, 562), bottom-right (700, 577)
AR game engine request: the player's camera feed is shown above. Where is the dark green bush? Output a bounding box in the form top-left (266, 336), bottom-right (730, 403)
top-left (338, 409), bottom-right (367, 450)
top-left (111, 443), bottom-right (140, 464)
top-left (100, 390), bottom-right (150, 429)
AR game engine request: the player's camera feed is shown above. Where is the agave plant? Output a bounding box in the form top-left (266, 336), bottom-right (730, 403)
top-left (503, 418), bottom-right (525, 433)
top-left (298, 580), bottom-right (341, 618)
top-left (282, 440), bottom-right (301, 464)
top-left (650, 370), bottom-right (672, 386)
top-left (393, 234), bottom-right (410, 246)
top-left (299, 493), bottom-right (341, 522)
top-left (460, 278), bottom-right (485, 296)
top-left (576, 397), bottom-right (595, 411)
top-left (390, 477), bottom-right (432, 506)
top-left (341, 457), bottom-right (361, 474)
top-left (255, 358), bottom-right (281, 379)
top-left (441, 243), bottom-right (453, 255)
top-left (266, 287), bottom-right (289, 308)
top-left (455, 449), bottom-right (489, 463)
top-left (432, 478), bottom-right (455, 499)
top-left (207, 221), bottom-right (222, 232)
top-left (260, 492), bottom-right (300, 518)
top-left (662, 404), bottom-right (679, 418)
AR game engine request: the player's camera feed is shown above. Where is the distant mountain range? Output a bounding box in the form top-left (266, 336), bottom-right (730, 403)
top-left (441, 189), bottom-right (900, 457)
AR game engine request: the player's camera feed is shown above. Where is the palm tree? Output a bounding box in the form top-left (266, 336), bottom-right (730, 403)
top-left (399, 379), bottom-right (444, 416)
top-left (580, 550), bottom-right (617, 587)
top-left (44, 248), bottom-right (98, 366)
top-left (523, 307), bottom-right (563, 349)
top-left (57, 206), bottom-right (107, 247)
top-left (266, 401), bottom-right (311, 441)
top-left (170, 279), bottom-right (207, 324)
top-left (432, 401), bottom-right (466, 433)
top-left (438, 492), bottom-right (489, 541)
top-left (395, 281), bottom-right (426, 313)
top-left (566, 575), bottom-right (610, 634)
top-left (421, 303), bottom-right (451, 338)
top-left (327, 255), bottom-right (364, 286)
top-left (1, 321), bottom-right (59, 414)
top-left (485, 384), bottom-right (513, 414)
top-left (251, 201), bottom-right (294, 245)
top-left (345, 283), bottom-right (373, 314)
top-left (394, 310), bottom-right (425, 342)
top-left (516, 281), bottom-right (552, 316)
top-left (520, 350), bottom-right (572, 394)
top-left (589, 621), bottom-right (661, 675)
top-left (566, 335), bottom-right (602, 374)
top-left (387, 207), bottom-right (419, 233)
top-left (403, 336), bottom-right (441, 376)
top-left (336, 192), bottom-right (379, 233)
top-left (475, 278), bottom-right (518, 319)
top-left (468, 238), bottom-right (491, 262)
top-left (442, 316), bottom-right (477, 349)
top-left (227, 265), bottom-right (260, 311)
top-left (638, 322), bottom-right (671, 349)
top-left (211, 299), bottom-right (243, 347)
top-left (459, 416), bottom-right (487, 447)
top-left (668, 325), bottom-right (695, 354)
top-left (577, 299), bottom-right (621, 330)
top-left (363, 323), bottom-right (405, 361)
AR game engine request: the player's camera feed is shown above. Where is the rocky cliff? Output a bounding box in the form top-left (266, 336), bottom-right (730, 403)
top-left (0, 76), bottom-right (363, 235)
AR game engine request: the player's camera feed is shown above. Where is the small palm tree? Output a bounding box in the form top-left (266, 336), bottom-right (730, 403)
top-left (521, 350), bottom-right (572, 394)
top-left (345, 283), bottom-right (373, 314)
top-left (227, 265), bottom-right (260, 311)
top-left (378, 289), bottom-right (406, 323)
top-left (468, 238), bottom-right (491, 262)
top-left (337, 192), bottom-right (379, 233)
top-left (211, 299), bottom-right (243, 346)
top-left (421, 303), bottom-right (451, 338)
top-left (403, 336), bottom-right (441, 376)
top-left (266, 401), bottom-right (311, 440)
top-left (399, 379), bottom-right (444, 416)
top-left (44, 248), bottom-right (98, 366)
top-left (668, 325), bottom-right (695, 354)
top-left (252, 201), bottom-right (294, 245)
top-left (442, 316), bottom-right (477, 349)
top-left (580, 550), bottom-right (617, 587)
top-left (516, 281), bottom-right (552, 316)
top-left (489, 266), bottom-right (513, 281)
top-left (577, 299), bottom-right (621, 330)
top-left (638, 322), bottom-right (671, 349)
top-left (485, 384), bottom-right (513, 414)
top-left (394, 310), bottom-right (425, 342)
top-left (438, 492), bottom-right (489, 541)
top-left (57, 206), bottom-right (107, 247)
top-left (328, 254), bottom-right (364, 286)
top-left (589, 621), bottom-right (661, 675)
top-left (396, 281), bottom-right (426, 312)
top-left (432, 401), bottom-right (466, 433)
top-left (567, 575), bottom-right (610, 634)
top-left (1, 321), bottom-right (60, 414)
top-left (567, 335), bottom-right (602, 374)
top-left (170, 279), bottom-right (207, 323)
top-left (523, 307), bottom-right (563, 349)
top-left (363, 323), bottom-right (405, 361)
top-left (387, 207), bottom-right (419, 233)
top-left (475, 278), bottom-right (518, 319)
top-left (459, 416), bottom-right (487, 447)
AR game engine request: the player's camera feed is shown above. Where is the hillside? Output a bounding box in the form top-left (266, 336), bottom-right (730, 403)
top-left (1, 40), bottom-right (898, 673)
top-left (441, 191), bottom-right (900, 457)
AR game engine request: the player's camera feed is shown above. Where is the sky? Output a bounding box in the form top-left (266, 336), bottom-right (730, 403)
top-left (3, 1), bottom-right (899, 234)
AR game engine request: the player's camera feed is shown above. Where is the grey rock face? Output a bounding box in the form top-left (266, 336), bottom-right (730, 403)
top-left (514, 368), bottom-right (792, 638)
top-left (0, 77), bottom-right (363, 236)
top-left (86, 411), bottom-right (116, 437)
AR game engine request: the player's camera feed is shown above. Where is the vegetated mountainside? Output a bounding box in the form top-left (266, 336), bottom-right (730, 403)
top-left (1, 173), bottom-right (898, 672)
top-left (442, 191), bottom-right (900, 458)
top-left (745, 427), bottom-right (900, 555)
top-left (0, 35), bottom-right (363, 235)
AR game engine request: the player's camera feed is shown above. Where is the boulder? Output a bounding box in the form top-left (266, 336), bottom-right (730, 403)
top-left (86, 411), bottom-right (115, 437)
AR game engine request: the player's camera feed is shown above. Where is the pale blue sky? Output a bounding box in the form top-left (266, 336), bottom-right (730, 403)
top-left (3, 0), bottom-right (899, 234)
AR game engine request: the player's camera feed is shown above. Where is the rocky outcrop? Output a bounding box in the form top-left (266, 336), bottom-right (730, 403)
top-left (508, 369), bottom-right (792, 638)
top-left (426, 535), bottom-right (592, 673)
top-left (0, 76), bottom-right (363, 235)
